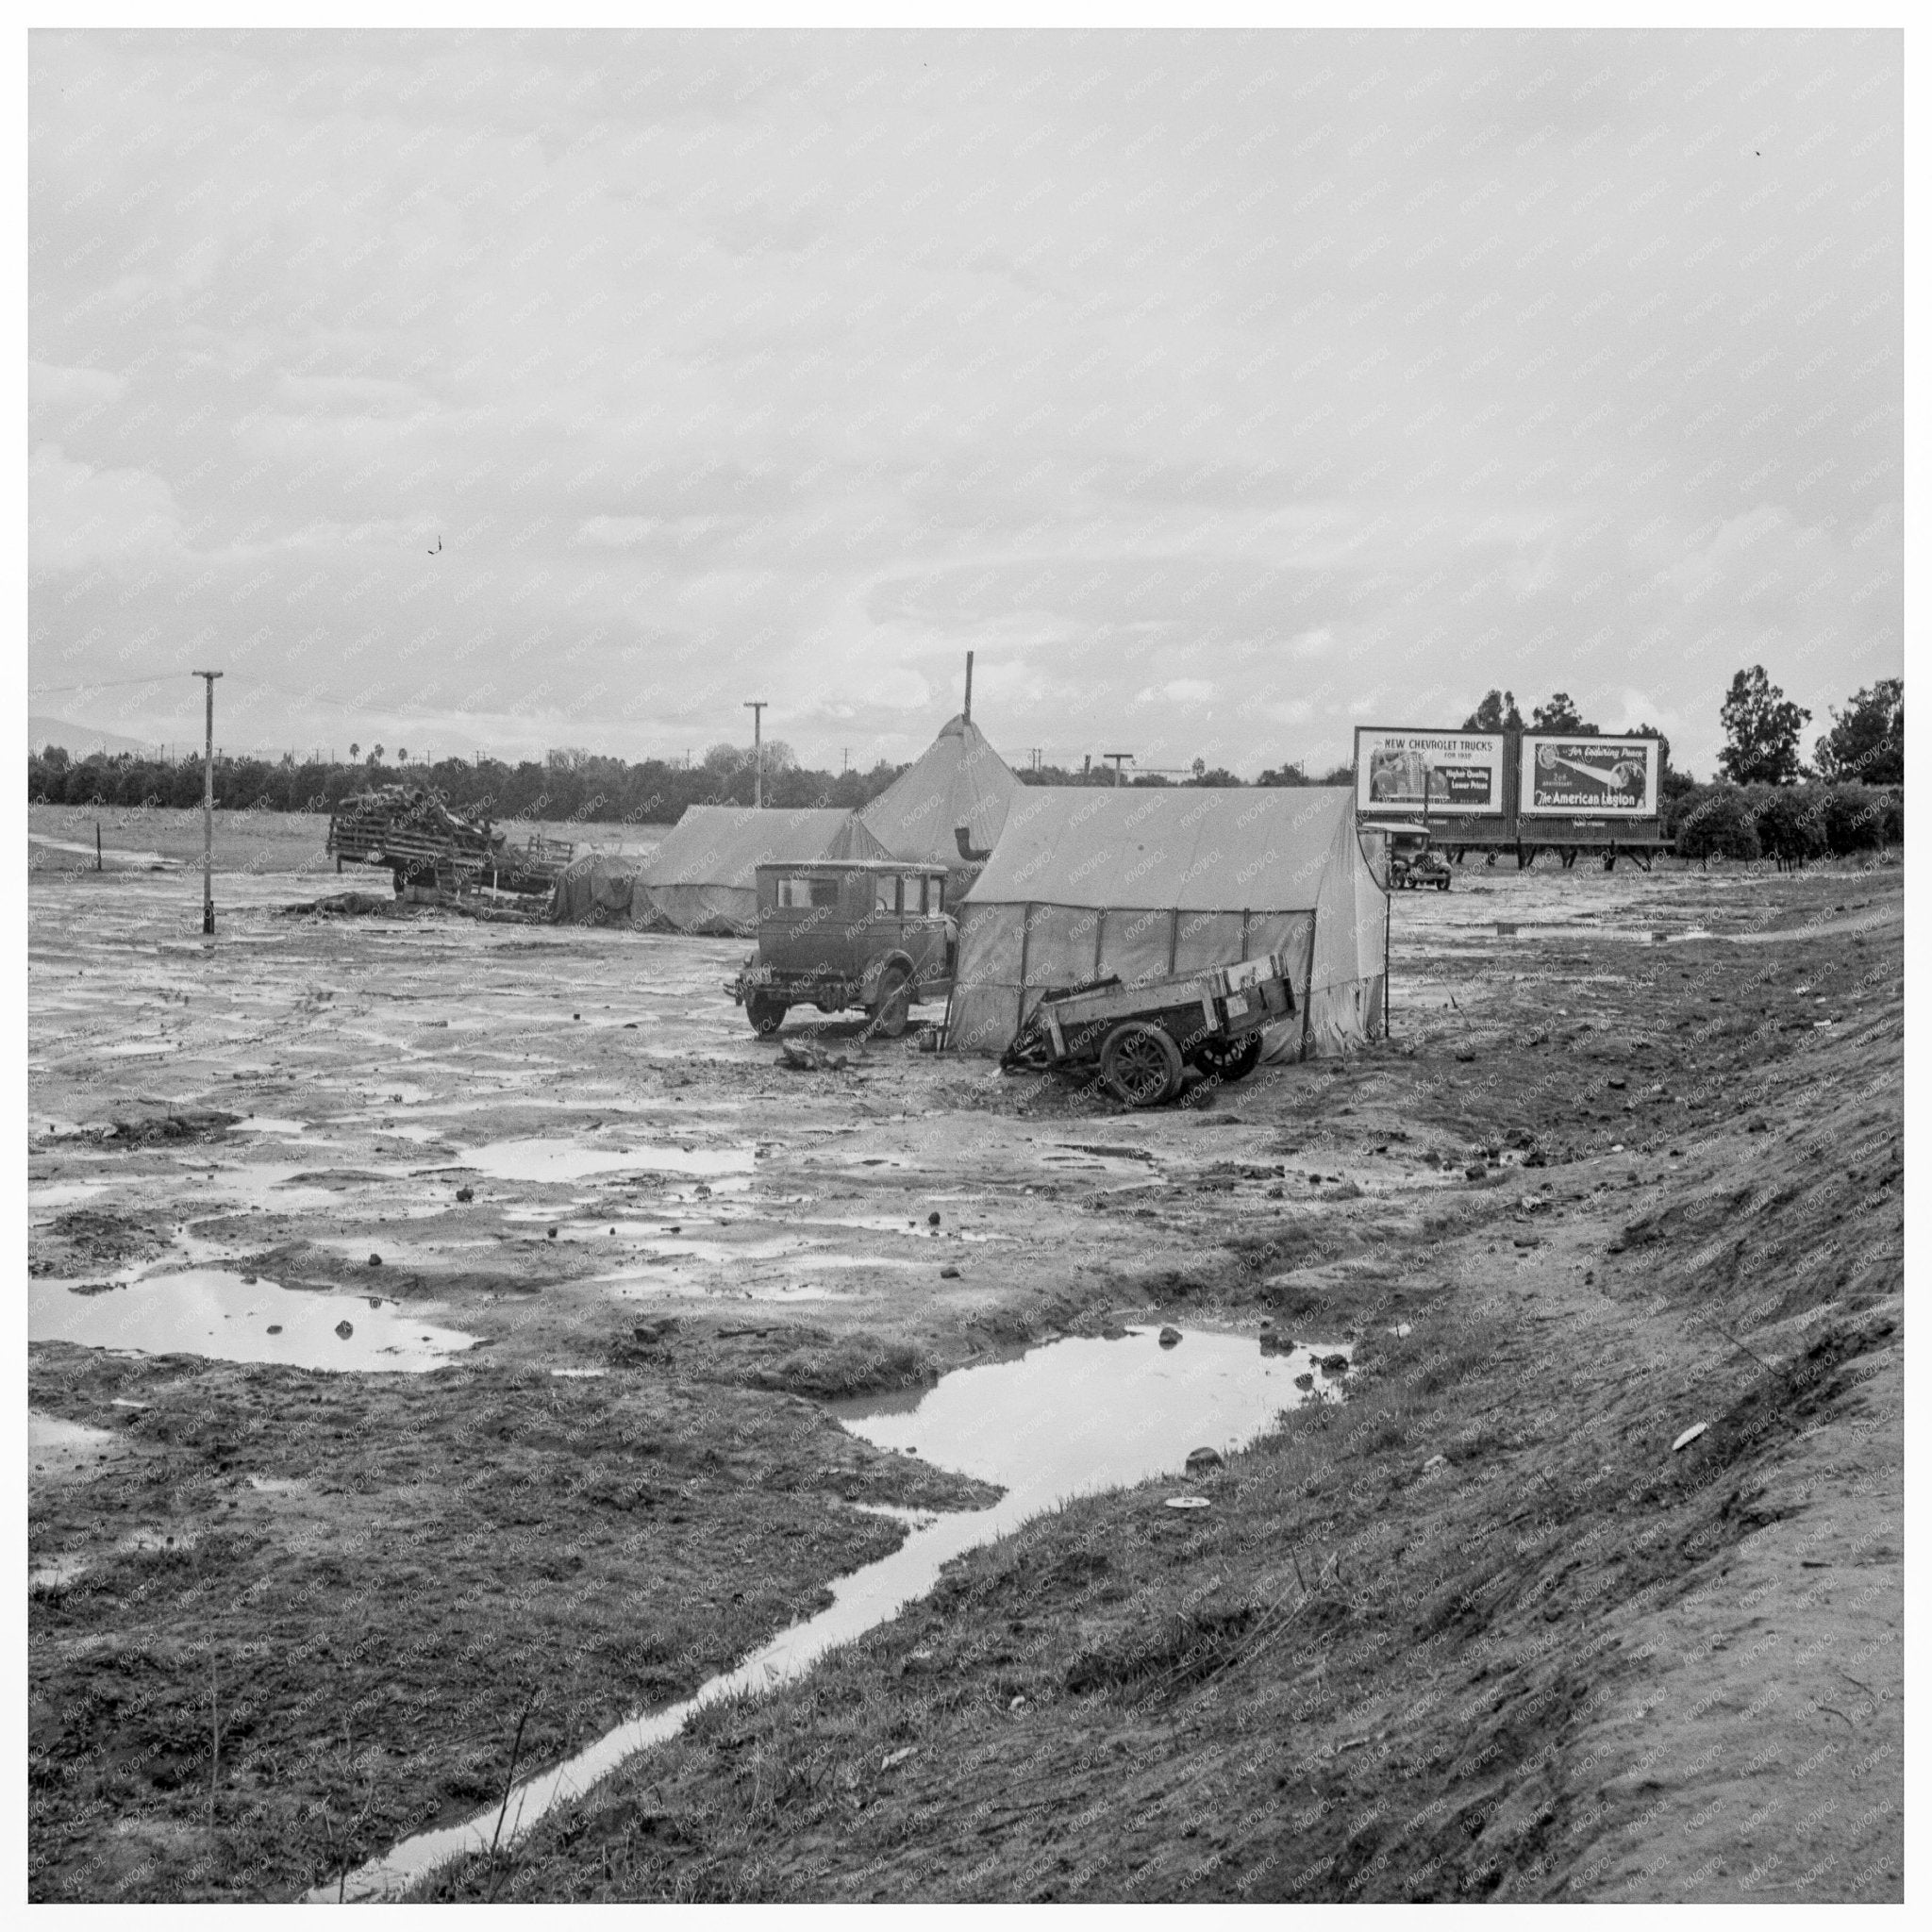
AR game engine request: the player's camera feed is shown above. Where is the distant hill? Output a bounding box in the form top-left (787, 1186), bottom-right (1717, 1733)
top-left (28, 715), bottom-right (162, 758)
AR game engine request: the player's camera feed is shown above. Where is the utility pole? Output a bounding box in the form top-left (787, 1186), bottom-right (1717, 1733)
top-left (1104, 752), bottom-right (1134, 788)
top-left (743, 700), bottom-right (767, 808)
top-left (963, 650), bottom-right (974, 724)
top-left (192, 670), bottom-right (223, 933)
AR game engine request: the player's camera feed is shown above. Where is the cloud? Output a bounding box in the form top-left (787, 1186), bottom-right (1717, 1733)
top-left (23, 33), bottom-right (1902, 775)
top-left (29, 361), bottom-right (127, 418)
top-left (28, 444), bottom-right (183, 566)
top-left (1137, 679), bottom-right (1215, 707)
top-left (574, 516), bottom-right (660, 548)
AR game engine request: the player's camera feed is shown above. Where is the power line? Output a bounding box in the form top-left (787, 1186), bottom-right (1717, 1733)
top-left (27, 671), bottom-right (196, 696)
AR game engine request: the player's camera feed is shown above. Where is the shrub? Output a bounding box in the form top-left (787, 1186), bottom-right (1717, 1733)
top-left (1751, 786), bottom-right (1827, 870)
top-left (1675, 787), bottom-right (1760, 865)
top-left (1822, 784), bottom-right (1890, 857)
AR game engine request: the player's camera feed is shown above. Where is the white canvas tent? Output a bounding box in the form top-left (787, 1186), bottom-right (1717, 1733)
top-left (638, 806), bottom-right (889, 935)
top-left (946, 786), bottom-right (1390, 1060)
top-left (858, 713), bottom-right (1023, 891)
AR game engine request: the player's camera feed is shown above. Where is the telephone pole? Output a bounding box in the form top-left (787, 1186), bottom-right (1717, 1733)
top-left (743, 699), bottom-right (767, 808)
top-left (192, 670), bottom-right (223, 933)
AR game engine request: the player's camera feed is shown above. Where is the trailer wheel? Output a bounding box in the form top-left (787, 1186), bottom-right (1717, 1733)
top-left (1193, 1033), bottom-right (1263, 1081)
top-left (746, 992), bottom-right (788, 1037)
top-left (1099, 1023), bottom-right (1183, 1108)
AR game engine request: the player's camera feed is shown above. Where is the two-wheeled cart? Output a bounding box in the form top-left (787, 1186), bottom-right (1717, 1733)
top-left (1000, 950), bottom-right (1296, 1108)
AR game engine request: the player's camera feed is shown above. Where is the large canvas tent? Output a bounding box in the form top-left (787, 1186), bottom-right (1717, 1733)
top-left (550, 849), bottom-right (646, 925)
top-left (858, 713), bottom-right (1023, 894)
top-left (946, 787), bottom-right (1390, 1060)
top-left (638, 806), bottom-right (889, 935)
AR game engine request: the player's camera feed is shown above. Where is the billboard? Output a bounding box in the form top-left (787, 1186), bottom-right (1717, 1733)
top-left (1354, 728), bottom-right (1506, 817)
top-left (1519, 736), bottom-right (1659, 817)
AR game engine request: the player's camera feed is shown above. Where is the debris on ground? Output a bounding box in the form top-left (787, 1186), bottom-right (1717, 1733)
top-left (97, 1110), bottom-right (239, 1147)
top-left (779, 1039), bottom-right (852, 1073)
top-left (282, 891), bottom-right (398, 917)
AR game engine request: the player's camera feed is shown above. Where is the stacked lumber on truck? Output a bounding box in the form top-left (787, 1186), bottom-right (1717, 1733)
top-left (325, 785), bottom-right (572, 901)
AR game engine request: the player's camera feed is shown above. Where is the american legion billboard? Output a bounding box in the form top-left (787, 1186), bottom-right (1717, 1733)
top-left (1519, 736), bottom-right (1660, 817)
top-left (1354, 728), bottom-right (1506, 818)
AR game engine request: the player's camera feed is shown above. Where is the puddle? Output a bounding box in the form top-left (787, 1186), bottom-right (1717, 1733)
top-left (334, 1325), bottom-right (1334, 1900)
top-left (27, 1181), bottom-right (114, 1212)
top-left (121, 1527), bottom-right (196, 1555)
top-left (458, 1139), bottom-right (756, 1184)
top-left (29, 1409), bottom-right (125, 1484)
top-left (802, 1216), bottom-right (1012, 1244)
top-left (29, 1270), bottom-right (478, 1373)
top-left (30, 1411), bottom-right (118, 1454)
top-left (788, 1254), bottom-right (934, 1273)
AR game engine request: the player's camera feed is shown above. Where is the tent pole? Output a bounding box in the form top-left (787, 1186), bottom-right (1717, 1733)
top-left (1016, 901), bottom-right (1034, 1038)
top-left (1383, 873), bottom-right (1391, 1042)
top-left (1300, 910), bottom-right (1318, 1061)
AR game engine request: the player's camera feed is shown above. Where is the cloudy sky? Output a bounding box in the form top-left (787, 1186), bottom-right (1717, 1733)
top-left (29, 28), bottom-right (1901, 777)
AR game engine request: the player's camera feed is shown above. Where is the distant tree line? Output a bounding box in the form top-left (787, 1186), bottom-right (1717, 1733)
top-left (29, 669), bottom-right (1901, 865)
top-left (25, 741), bottom-right (908, 824)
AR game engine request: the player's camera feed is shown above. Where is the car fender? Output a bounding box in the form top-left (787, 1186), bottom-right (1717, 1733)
top-left (860, 948), bottom-right (918, 1001)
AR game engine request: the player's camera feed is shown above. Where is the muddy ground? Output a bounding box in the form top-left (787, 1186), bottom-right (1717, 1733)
top-left (27, 830), bottom-right (1904, 1902)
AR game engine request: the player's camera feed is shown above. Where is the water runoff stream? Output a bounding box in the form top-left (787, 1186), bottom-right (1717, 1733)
top-left (320, 1323), bottom-right (1343, 1901)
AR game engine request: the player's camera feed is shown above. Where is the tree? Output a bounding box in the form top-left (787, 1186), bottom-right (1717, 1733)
top-left (702, 742), bottom-right (742, 776)
top-left (1822, 784), bottom-right (1890, 857)
top-left (1675, 787), bottom-right (1760, 866)
top-left (1463, 690), bottom-right (1524, 733)
top-left (368, 744), bottom-right (384, 767)
top-left (1624, 723), bottom-right (1674, 774)
top-left (1718, 666), bottom-right (1810, 786)
top-left (1530, 692), bottom-right (1594, 735)
top-left (397, 747), bottom-right (408, 764)
top-left (1813, 677), bottom-right (1903, 786)
top-left (1752, 787), bottom-right (1826, 871)
top-left (348, 743), bottom-right (359, 760)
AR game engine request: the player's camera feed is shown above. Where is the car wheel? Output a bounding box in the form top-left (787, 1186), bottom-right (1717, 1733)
top-left (746, 993), bottom-right (788, 1037)
top-left (864, 968), bottom-right (912, 1040)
